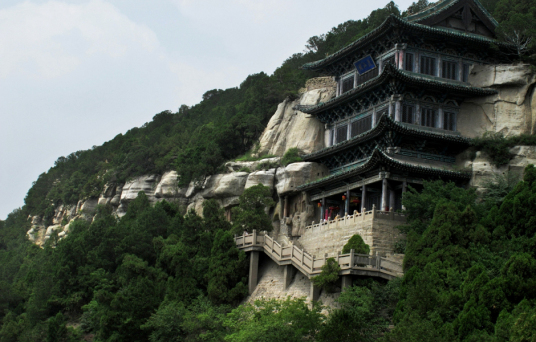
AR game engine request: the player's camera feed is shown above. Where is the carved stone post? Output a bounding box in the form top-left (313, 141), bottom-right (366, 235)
top-left (395, 100), bottom-right (402, 122)
top-left (310, 282), bottom-right (321, 302)
top-left (361, 185), bottom-right (367, 213)
top-left (345, 189), bottom-right (350, 216)
top-left (341, 276), bottom-right (353, 290)
top-left (402, 180), bottom-right (407, 210)
top-left (320, 196), bottom-right (325, 223)
top-left (283, 265), bottom-right (296, 290)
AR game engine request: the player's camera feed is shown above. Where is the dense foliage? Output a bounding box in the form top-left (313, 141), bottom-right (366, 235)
top-left (382, 165), bottom-right (536, 341)
top-left (311, 258), bottom-right (341, 294)
top-left (231, 184), bottom-right (275, 235)
top-left (0, 195), bottom-right (250, 341)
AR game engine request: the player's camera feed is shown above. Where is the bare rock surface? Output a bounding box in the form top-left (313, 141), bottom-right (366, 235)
top-left (245, 169), bottom-right (276, 192)
top-left (459, 64), bottom-right (536, 137)
top-left (275, 162), bottom-right (329, 195)
top-left (461, 146), bottom-right (536, 192)
top-left (256, 85), bottom-right (334, 157)
top-left (154, 171), bottom-right (185, 199)
top-left (120, 175), bottom-right (160, 203)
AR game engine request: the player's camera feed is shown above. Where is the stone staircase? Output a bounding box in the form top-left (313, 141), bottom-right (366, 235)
top-left (235, 230), bottom-right (403, 280)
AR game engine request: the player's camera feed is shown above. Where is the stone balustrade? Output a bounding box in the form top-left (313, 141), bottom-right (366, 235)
top-left (305, 206), bottom-right (405, 232)
top-left (235, 230), bottom-right (404, 297)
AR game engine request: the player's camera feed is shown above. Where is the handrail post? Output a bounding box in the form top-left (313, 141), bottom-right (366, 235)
top-left (377, 254), bottom-right (381, 269)
top-left (301, 249), bottom-right (304, 266)
top-left (350, 249), bottom-right (354, 268)
top-left (291, 245), bottom-right (294, 259)
top-left (252, 230), bottom-right (257, 245)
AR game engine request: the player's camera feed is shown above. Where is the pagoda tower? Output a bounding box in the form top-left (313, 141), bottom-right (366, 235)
top-left (293, 0), bottom-right (513, 225)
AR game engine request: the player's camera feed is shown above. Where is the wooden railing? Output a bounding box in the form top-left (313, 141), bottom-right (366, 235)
top-left (234, 230), bottom-right (403, 279)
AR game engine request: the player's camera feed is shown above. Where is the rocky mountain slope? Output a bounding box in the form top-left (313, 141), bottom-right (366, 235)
top-left (27, 65), bottom-right (536, 245)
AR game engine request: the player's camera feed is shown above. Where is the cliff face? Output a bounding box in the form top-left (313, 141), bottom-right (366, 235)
top-left (27, 66), bottom-right (536, 245)
top-left (256, 79), bottom-right (335, 156)
top-left (459, 64), bottom-right (536, 137)
top-left (27, 85), bottom-right (334, 246)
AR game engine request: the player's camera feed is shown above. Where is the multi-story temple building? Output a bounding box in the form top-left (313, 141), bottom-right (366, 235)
top-left (293, 0), bottom-right (513, 223)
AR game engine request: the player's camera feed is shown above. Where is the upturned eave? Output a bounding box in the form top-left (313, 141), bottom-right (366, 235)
top-left (302, 115), bottom-right (470, 162)
top-left (297, 147), bottom-right (471, 192)
top-left (295, 64), bottom-right (497, 115)
top-left (301, 14), bottom-right (511, 73)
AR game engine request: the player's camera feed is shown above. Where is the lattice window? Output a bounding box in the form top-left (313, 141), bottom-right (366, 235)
top-left (336, 125), bottom-right (348, 144)
top-left (405, 53), bottom-right (414, 72)
top-left (402, 104), bottom-right (414, 124)
top-left (462, 63), bottom-right (471, 82)
top-left (420, 56), bottom-right (436, 76)
top-left (342, 76), bottom-right (354, 93)
top-left (444, 112), bottom-right (456, 131)
top-left (351, 115), bottom-right (372, 138)
top-left (421, 107), bottom-right (436, 127)
top-left (356, 67), bottom-right (378, 85)
top-left (442, 60), bottom-right (457, 80)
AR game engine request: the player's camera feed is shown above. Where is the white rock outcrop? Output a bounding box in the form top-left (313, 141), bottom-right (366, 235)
top-left (458, 64), bottom-right (536, 137)
top-left (256, 86), bottom-right (335, 157)
top-left (245, 169), bottom-right (276, 193)
top-left (275, 162), bottom-right (329, 195)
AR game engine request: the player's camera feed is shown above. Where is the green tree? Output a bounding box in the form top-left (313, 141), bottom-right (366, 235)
top-left (318, 283), bottom-right (395, 342)
top-left (494, 0), bottom-right (536, 57)
top-left (231, 184), bottom-right (275, 235)
top-left (206, 230), bottom-right (248, 305)
top-left (342, 234), bottom-right (370, 254)
top-left (312, 258), bottom-right (341, 294)
top-left (223, 297), bottom-right (324, 342)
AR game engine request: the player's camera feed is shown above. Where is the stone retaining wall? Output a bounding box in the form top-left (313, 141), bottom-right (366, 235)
top-left (298, 211), bottom-right (405, 257)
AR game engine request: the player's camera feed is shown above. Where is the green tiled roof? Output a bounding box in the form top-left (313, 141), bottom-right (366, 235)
top-left (302, 115), bottom-right (470, 161)
top-left (297, 63), bottom-right (497, 115)
top-left (406, 0), bottom-right (498, 26)
top-left (302, 14), bottom-right (510, 72)
top-left (297, 147), bottom-right (471, 191)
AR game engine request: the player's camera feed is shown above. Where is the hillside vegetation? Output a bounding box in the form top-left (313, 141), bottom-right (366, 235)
top-left (1, 0), bottom-right (536, 341)
top-left (23, 2), bottom-right (404, 225)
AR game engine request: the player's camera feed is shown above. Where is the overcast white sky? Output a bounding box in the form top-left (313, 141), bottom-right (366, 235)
top-left (0, 0), bottom-right (415, 219)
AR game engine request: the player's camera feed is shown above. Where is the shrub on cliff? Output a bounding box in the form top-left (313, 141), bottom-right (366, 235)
top-left (312, 258), bottom-right (341, 294)
top-left (231, 184), bottom-right (275, 235)
top-left (281, 148), bottom-right (303, 166)
top-left (342, 234), bottom-right (370, 254)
